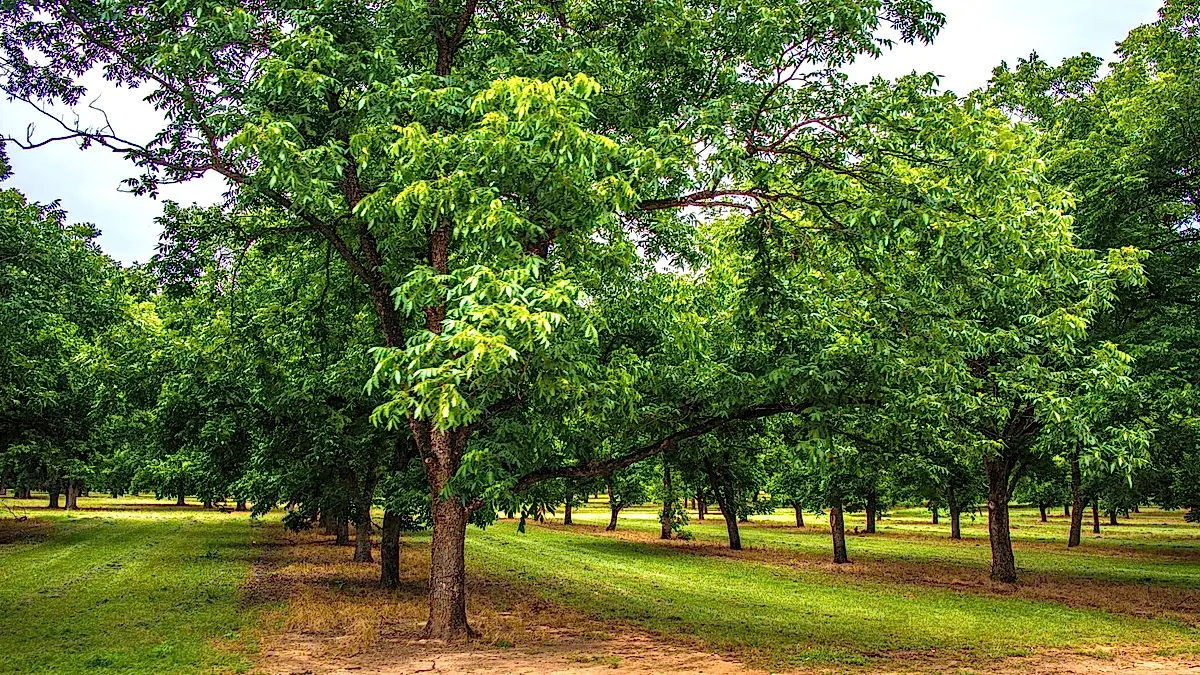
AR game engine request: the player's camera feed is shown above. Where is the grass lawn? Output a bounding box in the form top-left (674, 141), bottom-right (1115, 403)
top-left (0, 495), bottom-right (259, 675)
top-left (3, 494), bottom-right (1198, 673)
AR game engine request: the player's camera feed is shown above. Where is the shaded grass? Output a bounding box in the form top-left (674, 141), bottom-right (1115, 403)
top-left (0, 495), bottom-right (259, 675)
top-left (467, 517), bottom-right (1200, 670)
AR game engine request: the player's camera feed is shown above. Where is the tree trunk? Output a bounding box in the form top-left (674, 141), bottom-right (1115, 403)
top-left (830, 501), bottom-right (850, 563)
top-left (1132, 504), bottom-right (1140, 513)
top-left (1063, 504), bottom-right (1070, 516)
top-left (950, 503), bottom-right (961, 539)
top-left (660, 465), bottom-right (673, 540)
top-left (65, 481), bottom-right (78, 510)
top-left (236, 499), bottom-right (247, 512)
top-left (696, 494), bottom-right (706, 521)
top-left (48, 486), bottom-right (60, 509)
top-left (203, 498), bottom-right (213, 509)
top-left (563, 489), bottom-right (573, 525)
top-left (1092, 499), bottom-right (1100, 534)
top-left (714, 487), bottom-right (741, 550)
top-left (931, 505), bottom-right (939, 525)
top-left (984, 454), bottom-right (1017, 583)
top-left (335, 516), bottom-right (351, 545)
top-left (425, 485), bottom-right (471, 638)
top-left (605, 477), bottom-right (619, 531)
top-left (864, 490), bottom-right (877, 534)
top-left (793, 502), bottom-right (804, 527)
top-left (1109, 510), bottom-right (1118, 526)
top-left (354, 515), bottom-right (373, 562)
top-left (1038, 504), bottom-right (1047, 522)
top-left (176, 493), bottom-right (186, 506)
top-left (1068, 453), bottom-right (1083, 548)
top-left (380, 510), bottom-right (402, 589)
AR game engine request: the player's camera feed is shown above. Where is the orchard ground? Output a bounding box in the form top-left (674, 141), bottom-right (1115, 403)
top-left (1, 495), bottom-right (1199, 674)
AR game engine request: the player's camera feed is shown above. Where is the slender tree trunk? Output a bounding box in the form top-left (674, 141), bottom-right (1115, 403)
top-left (931, 504), bottom-right (939, 525)
top-left (605, 477), bottom-right (619, 531)
top-left (1068, 453), bottom-right (1083, 548)
top-left (984, 454), bottom-right (1017, 583)
top-left (793, 502), bottom-right (804, 527)
top-left (697, 494), bottom-right (706, 521)
top-left (830, 500), bottom-right (850, 563)
top-left (714, 487), bottom-right (741, 550)
top-left (354, 515), bottom-right (373, 562)
top-left (335, 516), bottom-right (350, 545)
top-left (563, 488), bottom-right (573, 525)
top-left (65, 480), bottom-right (78, 510)
top-left (236, 499), bottom-right (247, 512)
top-left (660, 465), bottom-right (673, 540)
top-left (380, 510), bottom-right (402, 589)
top-left (1063, 504), bottom-right (1070, 516)
top-left (1092, 499), bottom-right (1101, 534)
top-left (865, 490), bottom-right (877, 534)
top-left (1109, 510), bottom-right (1118, 526)
top-left (1038, 504), bottom-right (1047, 522)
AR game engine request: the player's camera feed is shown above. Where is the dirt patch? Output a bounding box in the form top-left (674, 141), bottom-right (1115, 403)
top-left (545, 522), bottom-right (1200, 626)
top-left (245, 526), bottom-right (761, 675)
top-left (0, 516), bottom-right (54, 545)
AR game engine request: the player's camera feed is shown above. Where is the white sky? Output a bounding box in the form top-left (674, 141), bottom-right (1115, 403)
top-left (0, 0), bottom-right (1164, 266)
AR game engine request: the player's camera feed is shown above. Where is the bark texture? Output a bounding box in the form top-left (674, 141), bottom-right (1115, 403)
top-left (984, 453), bottom-right (1017, 583)
top-left (380, 510), bottom-right (402, 590)
top-left (830, 502), bottom-right (849, 563)
top-left (1068, 453), bottom-right (1084, 548)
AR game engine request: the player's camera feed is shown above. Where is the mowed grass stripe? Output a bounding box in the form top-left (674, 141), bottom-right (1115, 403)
top-left (563, 506), bottom-right (1200, 587)
top-left (468, 522), bottom-right (1200, 668)
top-left (0, 511), bottom-right (257, 675)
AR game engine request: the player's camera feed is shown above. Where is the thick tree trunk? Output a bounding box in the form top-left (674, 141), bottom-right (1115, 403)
top-left (714, 487), bottom-right (741, 550)
top-left (236, 499), bottom-right (247, 512)
top-left (984, 454), bottom-right (1017, 583)
top-left (864, 490), bottom-right (877, 534)
top-left (830, 501), bottom-right (850, 563)
top-left (1092, 499), bottom-right (1101, 534)
top-left (175, 493), bottom-right (186, 506)
top-left (563, 488), bottom-right (573, 525)
top-left (203, 498), bottom-right (213, 509)
top-left (426, 489), bottom-right (471, 639)
top-left (1068, 454), bottom-right (1083, 548)
top-left (660, 466), bottom-right (673, 540)
top-left (1063, 504), bottom-right (1070, 516)
top-left (65, 481), bottom-right (78, 510)
top-left (950, 503), bottom-right (962, 540)
top-left (380, 510), bottom-right (402, 589)
top-left (336, 517), bottom-right (351, 545)
top-left (48, 487), bottom-right (60, 509)
top-left (354, 515), bottom-right (373, 562)
top-left (793, 502), bottom-right (804, 527)
top-left (1038, 504), bottom-right (1047, 522)
top-left (1109, 510), bottom-right (1118, 526)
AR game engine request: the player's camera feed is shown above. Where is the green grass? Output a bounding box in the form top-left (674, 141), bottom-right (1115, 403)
top-left (466, 505), bottom-right (1200, 669)
top-left (560, 504), bottom-right (1200, 587)
top-left (0, 495), bottom-right (259, 675)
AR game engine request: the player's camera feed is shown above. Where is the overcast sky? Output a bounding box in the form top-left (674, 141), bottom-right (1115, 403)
top-left (0, 0), bottom-right (1165, 266)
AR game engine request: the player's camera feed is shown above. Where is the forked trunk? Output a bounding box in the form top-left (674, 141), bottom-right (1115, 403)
top-left (793, 502), bottom-right (804, 527)
top-left (1068, 453), bottom-right (1083, 548)
top-left (830, 501), bottom-right (849, 563)
top-left (714, 487), bottom-right (741, 550)
top-left (984, 454), bottom-right (1017, 583)
top-left (864, 490), bottom-right (877, 534)
top-left (1092, 499), bottom-right (1100, 534)
top-left (380, 510), bottom-right (402, 590)
top-left (353, 516), bottom-right (373, 562)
